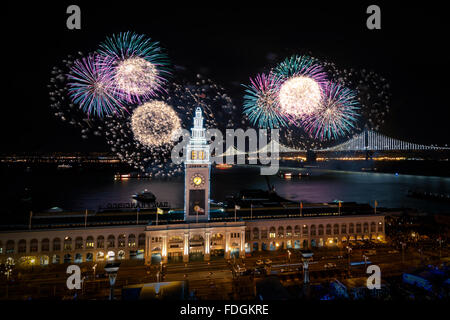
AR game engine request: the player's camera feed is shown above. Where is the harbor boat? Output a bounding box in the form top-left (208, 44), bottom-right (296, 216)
top-left (215, 163), bottom-right (233, 169)
top-left (57, 164), bottom-right (72, 170)
top-left (132, 189), bottom-right (157, 202)
top-left (279, 171), bottom-right (310, 179)
top-left (114, 172), bottom-right (152, 180)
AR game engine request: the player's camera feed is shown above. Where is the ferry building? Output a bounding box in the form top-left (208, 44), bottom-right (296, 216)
top-left (0, 108), bottom-right (385, 267)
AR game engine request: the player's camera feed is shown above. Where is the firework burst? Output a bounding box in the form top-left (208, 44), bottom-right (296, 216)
top-left (98, 31), bottom-right (170, 103)
top-left (66, 54), bottom-right (128, 117)
top-left (302, 82), bottom-right (360, 140)
top-left (131, 100), bottom-right (182, 148)
top-left (273, 55), bottom-right (328, 118)
top-left (242, 73), bottom-right (288, 129)
top-left (322, 61), bottom-right (391, 132)
top-left (103, 73), bottom-right (238, 175)
top-left (49, 52), bottom-right (106, 139)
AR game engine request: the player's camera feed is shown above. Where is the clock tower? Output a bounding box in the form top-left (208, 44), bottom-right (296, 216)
top-left (184, 107), bottom-right (210, 222)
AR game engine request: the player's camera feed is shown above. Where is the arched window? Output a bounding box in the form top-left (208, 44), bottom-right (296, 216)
top-left (53, 238), bottom-right (61, 251)
top-left (326, 224), bottom-right (332, 235)
top-left (86, 252), bottom-right (93, 262)
top-left (269, 227), bottom-right (276, 238)
top-left (294, 225), bottom-right (301, 237)
top-left (261, 229), bottom-right (268, 239)
top-left (378, 222), bottom-right (383, 232)
top-left (97, 236), bottom-right (105, 249)
top-left (356, 223), bottom-right (362, 233)
top-left (333, 224), bottom-right (339, 235)
top-left (96, 251), bottom-right (105, 261)
top-left (86, 236), bottom-right (94, 248)
top-left (277, 226), bottom-right (284, 238)
top-left (302, 225), bottom-right (308, 236)
top-left (138, 234), bottom-right (145, 247)
top-left (128, 234), bottom-right (136, 247)
top-left (63, 254), bottom-right (72, 264)
top-left (18, 239), bottom-right (27, 253)
top-left (74, 253), bottom-right (83, 263)
top-left (286, 226), bottom-right (292, 237)
top-left (252, 228), bottom-right (259, 240)
top-left (107, 251), bottom-right (116, 261)
top-left (341, 224), bottom-right (347, 234)
top-left (6, 240), bottom-right (15, 254)
top-left (118, 250), bottom-right (126, 260)
top-left (370, 222), bottom-right (376, 232)
top-left (52, 254), bottom-right (60, 264)
top-left (107, 235), bottom-right (115, 248)
top-left (64, 237), bottom-right (72, 251)
top-left (363, 223), bottom-right (369, 233)
top-left (41, 239), bottom-right (50, 252)
top-left (310, 225), bottom-right (316, 236)
top-left (318, 225), bottom-right (324, 236)
top-left (30, 239), bottom-right (38, 252)
top-left (118, 234), bottom-right (126, 248)
top-left (75, 237), bottom-right (83, 249)
top-left (349, 223), bottom-right (354, 234)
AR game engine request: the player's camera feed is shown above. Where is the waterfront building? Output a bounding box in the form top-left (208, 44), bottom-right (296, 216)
top-left (0, 108), bottom-right (385, 267)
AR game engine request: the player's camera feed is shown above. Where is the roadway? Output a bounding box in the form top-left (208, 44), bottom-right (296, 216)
top-left (0, 243), bottom-right (447, 300)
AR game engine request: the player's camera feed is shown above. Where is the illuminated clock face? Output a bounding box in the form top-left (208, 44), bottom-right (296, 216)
top-left (191, 173), bottom-right (205, 187)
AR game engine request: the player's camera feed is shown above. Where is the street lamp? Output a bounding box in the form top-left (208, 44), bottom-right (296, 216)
top-left (400, 242), bottom-right (406, 264)
top-left (346, 246), bottom-right (352, 276)
top-left (91, 263), bottom-right (98, 290)
top-left (92, 263), bottom-right (97, 278)
top-left (287, 250), bottom-right (291, 271)
top-left (104, 262), bottom-right (120, 301)
top-left (300, 250), bottom-right (314, 284)
top-left (157, 261), bottom-right (164, 282)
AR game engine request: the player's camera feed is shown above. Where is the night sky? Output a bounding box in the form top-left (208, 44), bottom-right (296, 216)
top-left (3, 2), bottom-right (449, 152)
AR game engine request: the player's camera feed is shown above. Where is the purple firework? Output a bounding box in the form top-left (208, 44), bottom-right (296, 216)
top-left (67, 54), bottom-right (128, 117)
top-left (301, 82), bottom-right (360, 140)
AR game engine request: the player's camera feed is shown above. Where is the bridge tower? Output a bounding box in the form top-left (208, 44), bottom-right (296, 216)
top-left (364, 130), bottom-right (373, 160)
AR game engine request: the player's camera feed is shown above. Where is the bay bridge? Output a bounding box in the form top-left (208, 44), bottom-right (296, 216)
top-left (216, 129), bottom-right (449, 160)
top-left (316, 130), bottom-right (449, 152)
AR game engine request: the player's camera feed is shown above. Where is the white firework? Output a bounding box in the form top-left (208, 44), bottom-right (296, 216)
top-left (131, 100), bottom-right (181, 148)
top-left (278, 76), bottom-right (322, 118)
top-left (115, 57), bottom-right (159, 97)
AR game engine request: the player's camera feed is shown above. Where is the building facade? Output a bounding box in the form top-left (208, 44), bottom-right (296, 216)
top-left (0, 214), bottom-right (385, 266)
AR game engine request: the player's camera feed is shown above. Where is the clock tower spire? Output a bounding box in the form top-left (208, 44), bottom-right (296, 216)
top-left (184, 106), bottom-right (210, 222)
